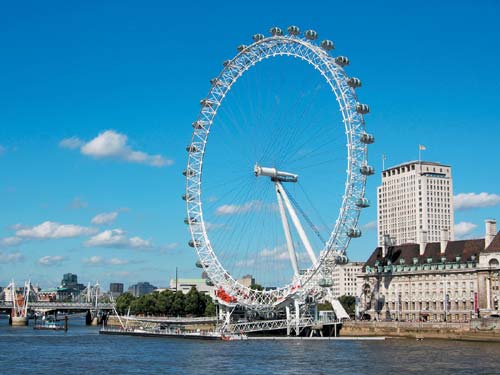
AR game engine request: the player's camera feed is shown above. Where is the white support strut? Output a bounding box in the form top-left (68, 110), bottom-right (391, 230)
top-left (276, 181), bottom-right (318, 266)
top-left (275, 182), bottom-right (300, 277)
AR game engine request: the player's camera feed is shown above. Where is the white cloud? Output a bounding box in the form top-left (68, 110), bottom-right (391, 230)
top-left (0, 251), bottom-right (24, 263)
top-left (84, 229), bottom-right (152, 249)
top-left (0, 236), bottom-right (23, 247)
top-left (59, 137), bottom-right (83, 149)
top-left (454, 192), bottom-right (500, 211)
top-left (64, 130), bottom-right (173, 167)
top-left (83, 255), bottom-right (130, 266)
top-left (361, 220), bottom-right (377, 231)
top-left (215, 200), bottom-right (263, 216)
top-left (235, 259), bottom-right (256, 267)
top-left (91, 211), bottom-right (119, 225)
top-left (38, 255), bottom-right (65, 266)
top-left (83, 256), bottom-right (104, 265)
top-left (260, 244), bottom-right (290, 260)
top-left (455, 222), bottom-right (478, 239)
top-left (16, 221), bottom-right (96, 239)
top-left (108, 258), bottom-right (129, 265)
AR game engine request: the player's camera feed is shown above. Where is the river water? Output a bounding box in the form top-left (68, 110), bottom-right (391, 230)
top-left (0, 317), bottom-right (499, 375)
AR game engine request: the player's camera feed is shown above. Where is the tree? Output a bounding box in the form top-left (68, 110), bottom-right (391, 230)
top-left (204, 299), bottom-right (216, 316)
top-left (338, 295), bottom-right (356, 317)
top-left (184, 287), bottom-right (200, 316)
top-left (171, 290), bottom-right (185, 316)
top-left (115, 292), bottom-right (136, 315)
top-left (250, 283), bottom-right (263, 291)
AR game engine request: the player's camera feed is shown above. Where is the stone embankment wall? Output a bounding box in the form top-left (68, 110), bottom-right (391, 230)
top-left (106, 316), bottom-right (216, 331)
top-left (342, 319), bottom-right (500, 342)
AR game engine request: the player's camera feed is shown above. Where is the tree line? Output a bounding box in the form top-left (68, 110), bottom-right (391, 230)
top-left (115, 287), bottom-right (216, 317)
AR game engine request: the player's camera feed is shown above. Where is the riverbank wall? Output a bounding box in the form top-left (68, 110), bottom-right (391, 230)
top-left (106, 316), bottom-right (216, 331)
top-left (341, 319), bottom-right (500, 342)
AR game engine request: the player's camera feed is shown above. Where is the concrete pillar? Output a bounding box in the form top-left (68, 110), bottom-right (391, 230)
top-left (294, 300), bottom-right (300, 336)
top-left (419, 231), bottom-right (428, 256)
top-left (485, 219), bottom-right (497, 249)
top-left (440, 228), bottom-right (449, 255)
top-left (487, 277), bottom-right (492, 310)
top-left (285, 305), bottom-right (291, 336)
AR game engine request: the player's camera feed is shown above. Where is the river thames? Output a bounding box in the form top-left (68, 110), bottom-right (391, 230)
top-left (1, 318), bottom-right (499, 375)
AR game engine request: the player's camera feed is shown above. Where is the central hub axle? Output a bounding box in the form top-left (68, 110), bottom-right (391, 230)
top-left (254, 164), bottom-right (298, 183)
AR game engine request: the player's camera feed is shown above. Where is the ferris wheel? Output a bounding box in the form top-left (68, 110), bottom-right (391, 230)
top-left (184, 26), bottom-right (374, 310)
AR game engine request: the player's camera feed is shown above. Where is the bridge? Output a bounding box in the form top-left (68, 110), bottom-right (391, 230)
top-left (0, 301), bottom-right (114, 311)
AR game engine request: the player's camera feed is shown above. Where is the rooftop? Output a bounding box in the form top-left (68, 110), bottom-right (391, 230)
top-left (383, 160), bottom-right (451, 173)
top-left (363, 232), bottom-right (500, 270)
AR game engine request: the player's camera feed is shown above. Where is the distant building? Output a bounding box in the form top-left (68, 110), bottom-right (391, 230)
top-left (331, 262), bottom-right (364, 298)
top-left (128, 282), bottom-right (157, 297)
top-left (109, 283), bottom-right (124, 298)
top-left (358, 220), bottom-right (500, 322)
top-left (237, 275), bottom-right (255, 288)
top-left (169, 278), bottom-right (214, 295)
top-left (377, 161), bottom-right (454, 246)
top-left (61, 273), bottom-right (85, 295)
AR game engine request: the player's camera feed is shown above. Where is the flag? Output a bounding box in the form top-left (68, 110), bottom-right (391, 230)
top-left (419, 144), bottom-right (426, 151)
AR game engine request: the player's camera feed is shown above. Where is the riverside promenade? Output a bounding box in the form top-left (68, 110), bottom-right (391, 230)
top-left (341, 318), bottom-right (500, 342)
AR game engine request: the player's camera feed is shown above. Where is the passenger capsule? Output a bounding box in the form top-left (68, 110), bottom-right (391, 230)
top-left (360, 164), bottom-right (375, 176)
top-left (337, 254), bottom-right (349, 264)
top-left (319, 278), bottom-right (333, 288)
top-left (347, 228), bottom-right (362, 238)
top-left (304, 30), bottom-right (318, 40)
top-left (270, 27), bottom-right (283, 36)
top-left (321, 40), bottom-right (334, 51)
top-left (356, 198), bottom-right (370, 208)
top-left (335, 56), bottom-right (349, 67)
top-left (237, 44), bottom-right (247, 53)
top-left (188, 239), bottom-right (200, 248)
top-left (186, 144), bottom-right (199, 152)
top-left (184, 217), bottom-right (197, 225)
top-left (360, 133), bottom-right (375, 144)
top-left (210, 78), bottom-right (222, 86)
top-left (182, 193), bottom-right (194, 202)
top-left (253, 33), bottom-right (265, 42)
top-left (347, 77), bottom-right (362, 88)
top-left (223, 60), bottom-right (231, 67)
top-left (192, 120), bottom-right (204, 129)
top-left (287, 25), bottom-right (300, 36)
top-left (195, 260), bottom-right (203, 268)
top-left (356, 103), bottom-right (370, 114)
top-left (205, 279), bottom-right (214, 286)
top-left (182, 169), bottom-right (195, 177)
top-left (200, 99), bottom-right (214, 108)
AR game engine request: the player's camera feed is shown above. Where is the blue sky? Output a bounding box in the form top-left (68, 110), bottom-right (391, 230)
top-left (1, 1), bottom-right (499, 289)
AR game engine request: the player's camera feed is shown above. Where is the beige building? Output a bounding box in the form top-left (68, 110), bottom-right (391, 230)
top-left (377, 161), bottom-right (454, 246)
top-left (331, 262), bottom-right (364, 298)
top-left (168, 278), bottom-right (215, 295)
top-left (358, 220), bottom-right (500, 322)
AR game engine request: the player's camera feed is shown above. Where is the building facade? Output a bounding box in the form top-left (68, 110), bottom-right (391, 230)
top-left (168, 278), bottom-right (215, 295)
top-left (331, 262), bottom-right (364, 298)
top-left (358, 220), bottom-right (500, 322)
top-left (377, 161), bottom-right (454, 246)
top-left (109, 283), bottom-right (124, 298)
top-left (128, 282), bottom-right (157, 297)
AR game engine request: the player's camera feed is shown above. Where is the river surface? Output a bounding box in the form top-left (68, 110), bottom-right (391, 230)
top-left (0, 317), bottom-right (499, 375)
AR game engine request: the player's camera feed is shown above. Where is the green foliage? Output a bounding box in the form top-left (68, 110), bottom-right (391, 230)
top-left (338, 295), bottom-right (356, 317)
top-left (250, 283), bottom-right (263, 291)
top-left (317, 302), bottom-right (333, 311)
top-left (115, 292), bottom-right (135, 315)
top-left (113, 287), bottom-right (215, 317)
